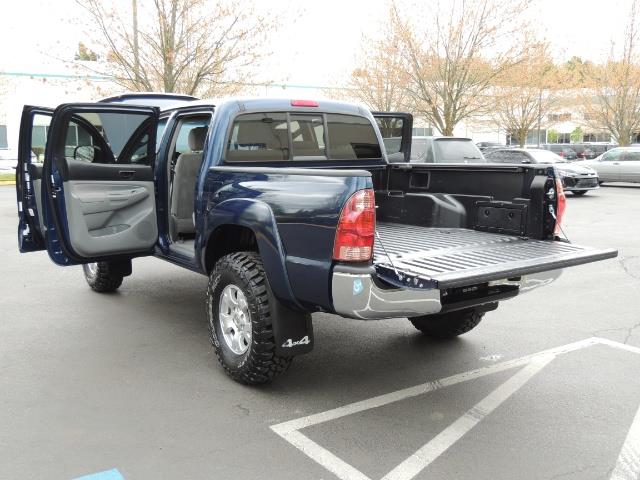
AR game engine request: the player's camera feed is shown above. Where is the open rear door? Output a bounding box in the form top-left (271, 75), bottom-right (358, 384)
top-left (16, 106), bottom-right (54, 252)
top-left (372, 112), bottom-right (413, 163)
top-left (42, 103), bottom-right (159, 266)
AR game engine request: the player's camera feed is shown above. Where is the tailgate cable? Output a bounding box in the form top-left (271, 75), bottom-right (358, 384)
top-left (548, 205), bottom-right (571, 242)
top-left (375, 228), bottom-right (401, 277)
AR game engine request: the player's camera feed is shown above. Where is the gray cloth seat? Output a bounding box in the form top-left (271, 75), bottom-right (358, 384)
top-left (171, 126), bottom-right (208, 236)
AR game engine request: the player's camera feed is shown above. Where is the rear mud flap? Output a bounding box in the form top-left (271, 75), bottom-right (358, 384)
top-left (268, 288), bottom-right (314, 356)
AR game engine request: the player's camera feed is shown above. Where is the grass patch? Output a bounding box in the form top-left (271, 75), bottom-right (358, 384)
top-left (0, 172), bottom-right (16, 183)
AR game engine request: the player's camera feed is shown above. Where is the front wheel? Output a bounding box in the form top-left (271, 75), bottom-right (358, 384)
top-left (82, 262), bottom-right (124, 293)
top-left (207, 252), bottom-right (292, 385)
top-left (409, 308), bottom-right (484, 338)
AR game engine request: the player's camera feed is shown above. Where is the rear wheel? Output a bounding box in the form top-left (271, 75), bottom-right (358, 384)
top-left (409, 308), bottom-right (484, 338)
top-left (207, 252), bottom-right (292, 385)
top-left (572, 190), bottom-right (588, 196)
top-left (82, 262), bottom-right (124, 293)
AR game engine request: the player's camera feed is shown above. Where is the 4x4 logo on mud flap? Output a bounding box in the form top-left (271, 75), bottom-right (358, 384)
top-left (282, 336), bottom-right (311, 348)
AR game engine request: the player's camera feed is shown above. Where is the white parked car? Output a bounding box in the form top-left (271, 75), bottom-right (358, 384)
top-left (579, 147), bottom-right (640, 184)
top-left (0, 148), bottom-right (18, 171)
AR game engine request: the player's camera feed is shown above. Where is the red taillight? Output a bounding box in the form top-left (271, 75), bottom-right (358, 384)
top-left (559, 151), bottom-right (565, 157)
top-left (291, 99), bottom-right (319, 107)
top-left (333, 189), bottom-right (376, 262)
top-left (554, 178), bottom-right (566, 236)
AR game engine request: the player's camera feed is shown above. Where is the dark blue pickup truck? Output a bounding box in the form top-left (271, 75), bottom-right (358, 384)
top-left (16, 94), bottom-right (617, 384)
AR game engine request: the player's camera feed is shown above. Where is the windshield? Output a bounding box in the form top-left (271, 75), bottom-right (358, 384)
top-left (410, 138), bottom-right (428, 161)
top-left (528, 150), bottom-right (568, 164)
top-left (434, 139), bottom-right (485, 163)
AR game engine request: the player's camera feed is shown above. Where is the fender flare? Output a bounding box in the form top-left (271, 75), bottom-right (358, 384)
top-left (202, 198), bottom-right (314, 355)
top-left (202, 198), bottom-right (296, 305)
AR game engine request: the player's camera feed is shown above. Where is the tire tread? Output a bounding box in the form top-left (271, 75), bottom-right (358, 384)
top-left (409, 308), bottom-right (484, 338)
top-left (208, 252), bottom-right (292, 385)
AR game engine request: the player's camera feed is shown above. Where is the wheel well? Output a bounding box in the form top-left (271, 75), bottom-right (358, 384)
top-left (205, 225), bottom-right (259, 273)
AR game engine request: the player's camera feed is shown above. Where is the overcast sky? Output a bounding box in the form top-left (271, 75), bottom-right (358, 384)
top-left (0, 0), bottom-right (634, 88)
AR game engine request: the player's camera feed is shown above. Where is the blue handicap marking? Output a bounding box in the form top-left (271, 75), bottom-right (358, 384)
top-left (72, 468), bottom-right (124, 480)
top-left (353, 278), bottom-right (363, 295)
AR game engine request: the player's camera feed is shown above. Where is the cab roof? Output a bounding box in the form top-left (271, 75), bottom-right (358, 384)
top-left (99, 93), bottom-right (370, 116)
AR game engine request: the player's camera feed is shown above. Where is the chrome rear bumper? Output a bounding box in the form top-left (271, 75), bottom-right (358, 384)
top-left (331, 267), bottom-right (562, 320)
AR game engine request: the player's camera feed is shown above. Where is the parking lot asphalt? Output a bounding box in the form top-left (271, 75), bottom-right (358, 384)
top-left (1, 184), bottom-right (639, 480)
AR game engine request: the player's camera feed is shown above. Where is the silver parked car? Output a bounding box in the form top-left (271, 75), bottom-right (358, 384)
top-left (579, 147), bottom-right (640, 184)
top-left (485, 148), bottom-right (599, 195)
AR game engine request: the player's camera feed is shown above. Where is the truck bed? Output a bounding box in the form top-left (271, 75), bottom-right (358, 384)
top-left (374, 223), bottom-right (617, 289)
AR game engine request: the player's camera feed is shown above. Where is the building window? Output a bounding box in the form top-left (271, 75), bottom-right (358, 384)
top-left (412, 127), bottom-right (433, 136)
top-left (548, 113), bottom-right (572, 122)
top-left (583, 132), bottom-right (611, 142)
top-left (0, 125), bottom-right (7, 149)
top-left (506, 129), bottom-right (546, 145)
top-left (557, 133), bottom-right (570, 144)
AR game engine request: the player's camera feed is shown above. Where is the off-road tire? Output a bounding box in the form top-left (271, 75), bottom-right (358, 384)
top-left (409, 308), bottom-right (484, 338)
top-left (207, 252), bottom-right (292, 385)
top-left (82, 262), bottom-right (124, 293)
top-left (572, 190), bottom-right (588, 196)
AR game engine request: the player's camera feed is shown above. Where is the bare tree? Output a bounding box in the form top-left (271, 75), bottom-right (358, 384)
top-left (393, 0), bottom-right (535, 136)
top-left (76, 0), bottom-right (276, 96)
top-left (585, 0), bottom-right (640, 146)
top-left (492, 45), bottom-right (559, 147)
top-left (349, 21), bottom-right (408, 112)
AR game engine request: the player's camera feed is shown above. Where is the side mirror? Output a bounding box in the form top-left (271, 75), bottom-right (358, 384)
top-left (74, 145), bottom-right (97, 162)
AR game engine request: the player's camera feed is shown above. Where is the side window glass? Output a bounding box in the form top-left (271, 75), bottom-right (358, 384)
top-left (376, 117), bottom-right (404, 155)
top-left (226, 113), bottom-right (289, 162)
top-left (604, 150), bottom-right (620, 161)
top-left (167, 114), bottom-right (211, 173)
top-left (61, 112), bottom-right (155, 165)
top-left (156, 118), bottom-right (168, 152)
top-left (31, 114), bottom-right (51, 163)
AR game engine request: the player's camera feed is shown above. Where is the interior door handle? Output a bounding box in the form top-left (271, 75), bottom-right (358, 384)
top-left (119, 170), bottom-right (135, 179)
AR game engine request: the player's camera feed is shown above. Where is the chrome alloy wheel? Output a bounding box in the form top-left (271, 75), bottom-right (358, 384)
top-left (218, 284), bottom-right (252, 355)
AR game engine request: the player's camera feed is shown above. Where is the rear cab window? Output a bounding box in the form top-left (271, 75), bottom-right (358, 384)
top-left (225, 111), bottom-right (381, 163)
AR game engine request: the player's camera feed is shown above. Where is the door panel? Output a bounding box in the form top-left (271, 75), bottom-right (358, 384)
top-left (372, 112), bottom-right (413, 163)
top-left (64, 179), bottom-right (156, 257)
top-left (597, 151), bottom-right (622, 181)
top-left (43, 103), bottom-right (160, 265)
top-left (16, 106), bottom-right (53, 252)
top-left (618, 152), bottom-right (640, 182)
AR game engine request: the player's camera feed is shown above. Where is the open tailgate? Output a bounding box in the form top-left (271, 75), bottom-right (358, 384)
top-left (374, 223), bottom-right (618, 289)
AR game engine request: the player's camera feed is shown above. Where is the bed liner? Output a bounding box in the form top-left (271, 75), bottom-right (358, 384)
top-left (373, 222), bottom-right (618, 289)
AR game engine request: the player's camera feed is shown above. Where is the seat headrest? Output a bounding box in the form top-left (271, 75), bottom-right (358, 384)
top-left (236, 121), bottom-right (286, 149)
top-left (188, 127), bottom-right (208, 151)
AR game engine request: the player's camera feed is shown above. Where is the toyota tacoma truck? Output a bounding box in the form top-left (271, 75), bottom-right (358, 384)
top-left (16, 94), bottom-right (617, 384)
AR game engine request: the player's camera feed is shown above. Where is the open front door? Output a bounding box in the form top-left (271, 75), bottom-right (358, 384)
top-left (42, 103), bottom-right (159, 266)
top-left (372, 112), bottom-right (413, 163)
top-left (16, 106), bottom-right (54, 252)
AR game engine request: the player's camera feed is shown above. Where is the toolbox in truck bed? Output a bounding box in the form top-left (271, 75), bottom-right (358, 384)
top-left (373, 223), bottom-right (618, 289)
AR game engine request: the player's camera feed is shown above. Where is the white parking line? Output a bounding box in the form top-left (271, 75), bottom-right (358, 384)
top-left (271, 337), bottom-right (640, 480)
top-left (381, 355), bottom-right (554, 480)
top-left (610, 404), bottom-right (640, 480)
